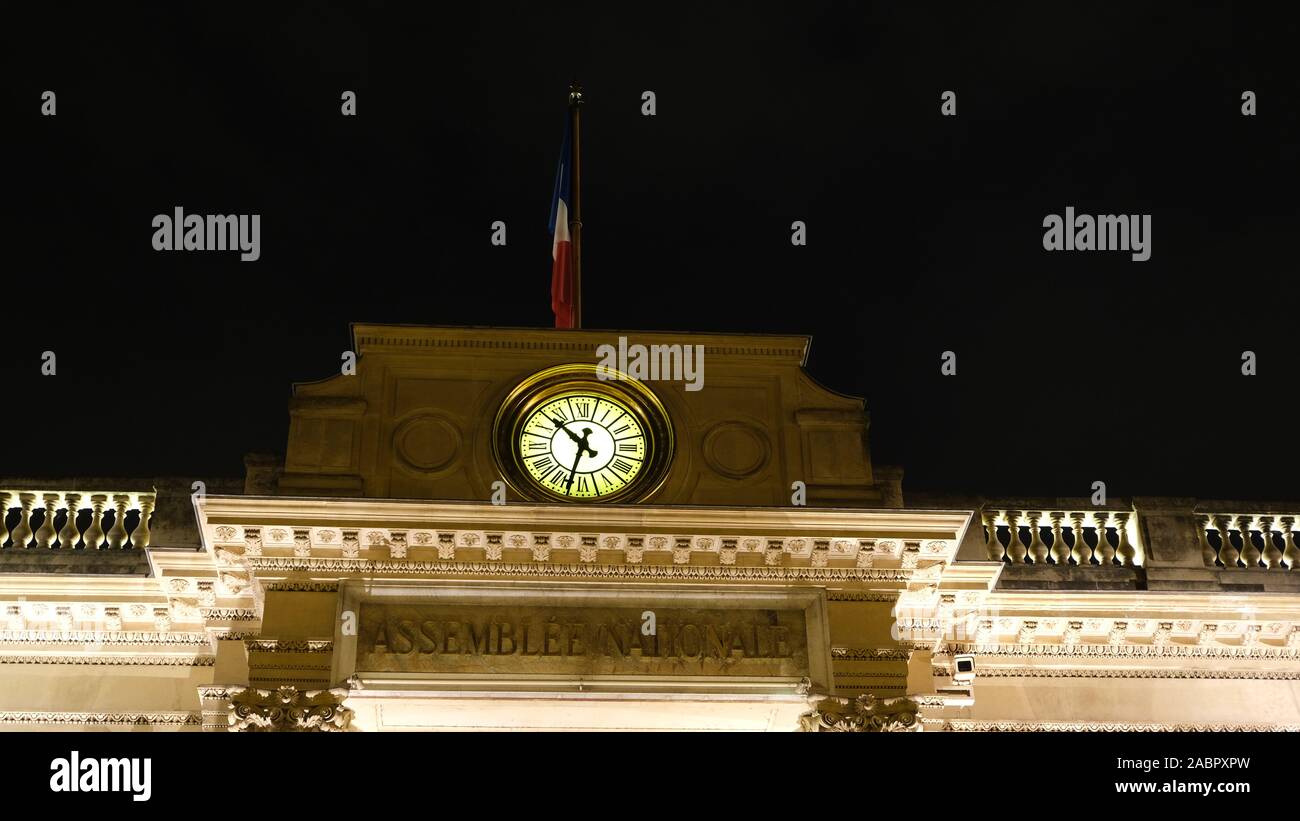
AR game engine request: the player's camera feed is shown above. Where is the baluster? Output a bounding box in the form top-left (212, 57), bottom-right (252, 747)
top-left (83, 494), bottom-right (107, 550)
top-left (1281, 517), bottom-right (1300, 570)
top-left (12, 493), bottom-right (36, 548)
top-left (983, 509), bottom-right (1004, 561)
top-left (1049, 511), bottom-right (1070, 565)
top-left (131, 494), bottom-right (154, 549)
top-left (1259, 516), bottom-right (1282, 569)
top-left (57, 493), bottom-right (81, 548)
top-left (1215, 515), bottom-right (1238, 567)
top-left (1024, 511), bottom-right (1047, 564)
top-left (34, 493), bottom-right (59, 548)
top-left (1114, 511), bottom-right (1137, 566)
top-left (1005, 510), bottom-right (1027, 563)
top-left (1094, 512), bottom-right (1115, 565)
top-left (1070, 512), bottom-right (1093, 565)
top-left (1196, 515), bottom-right (1216, 567)
top-left (106, 494), bottom-right (130, 549)
top-left (1237, 515), bottom-right (1260, 568)
top-left (0, 491), bottom-right (10, 547)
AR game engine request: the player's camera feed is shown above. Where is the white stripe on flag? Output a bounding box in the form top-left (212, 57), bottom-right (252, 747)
top-left (552, 199), bottom-right (570, 257)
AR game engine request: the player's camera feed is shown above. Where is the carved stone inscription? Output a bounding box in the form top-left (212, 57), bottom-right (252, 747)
top-left (357, 603), bottom-right (809, 677)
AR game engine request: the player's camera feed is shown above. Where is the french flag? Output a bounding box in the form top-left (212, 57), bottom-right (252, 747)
top-left (549, 119), bottom-right (575, 329)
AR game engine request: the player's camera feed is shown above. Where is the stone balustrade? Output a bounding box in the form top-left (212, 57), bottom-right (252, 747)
top-left (981, 506), bottom-right (1142, 567)
top-left (0, 490), bottom-right (156, 549)
top-left (1197, 511), bottom-right (1300, 570)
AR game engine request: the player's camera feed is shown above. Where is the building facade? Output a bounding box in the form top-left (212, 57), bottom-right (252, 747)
top-left (1, 325), bottom-right (1298, 731)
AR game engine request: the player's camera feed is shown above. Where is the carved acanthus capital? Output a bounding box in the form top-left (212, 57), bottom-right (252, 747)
top-left (227, 685), bottom-right (352, 732)
top-left (799, 691), bottom-right (921, 732)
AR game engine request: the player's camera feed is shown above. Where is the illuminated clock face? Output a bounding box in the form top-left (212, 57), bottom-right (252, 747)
top-left (493, 364), bottom-right (674, 504)
top-left (518, 392), bottom-right (647, 499)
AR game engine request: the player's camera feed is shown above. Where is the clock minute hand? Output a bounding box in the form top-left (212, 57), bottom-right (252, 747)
top-left (563, 448), bottom-right (583, 495)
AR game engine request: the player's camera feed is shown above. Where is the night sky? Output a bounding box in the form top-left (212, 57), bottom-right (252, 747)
top-left (6, 3), bottom-right (1299, 501)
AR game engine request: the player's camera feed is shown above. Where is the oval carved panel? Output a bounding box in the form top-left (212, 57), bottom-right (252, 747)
top-left (703, 421), bottom-right (771, 479)
top-left (393, 413), bottom-right (462, 476)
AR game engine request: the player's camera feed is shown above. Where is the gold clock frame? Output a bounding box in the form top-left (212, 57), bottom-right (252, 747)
top-left (492, 363), bottom-right (675, 504)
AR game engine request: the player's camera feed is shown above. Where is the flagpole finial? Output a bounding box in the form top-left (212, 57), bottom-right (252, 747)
top-left (568, 81), bottom-right (584, 107)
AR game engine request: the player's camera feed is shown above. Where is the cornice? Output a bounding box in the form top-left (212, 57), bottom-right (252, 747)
top-left (194, 496), bottom-right (971, 537)
top-left (0, 574), bottom-right (166, 598)
top-left (348, 324), bottom-right (813, 365)
top-left (246, 556), bottom-right (914, 583)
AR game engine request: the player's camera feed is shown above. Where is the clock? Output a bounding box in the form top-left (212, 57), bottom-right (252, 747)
top-left (493, 364), bottom-right (674, 503)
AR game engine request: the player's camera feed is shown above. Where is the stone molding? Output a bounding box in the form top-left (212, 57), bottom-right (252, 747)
top-left (831, 647), bottom-right (912, 660)
top-left (942, 641), bottom-right (1300, 659)
top-left (933, 664), bottom-right (1300, 680)
top-left (0, 654), bottom-right (213, 666)
top-left (245, 639), bottom-right (333, 653)
top-left (0, 711), bottom-right (200, 726)
top-left (941, 720), bottom-right (1300, 732)
top-left (246, 556), bottom-right (914, 582)
top-left (0, 629), bottom-right (209, 645)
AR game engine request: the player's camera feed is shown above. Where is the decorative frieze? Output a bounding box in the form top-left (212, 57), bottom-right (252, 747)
top-left (932, 664), bottom-right (1300, 680)
top-left (244, 639), bottom-right (333, 652)
top-left (943, 720), bottom-right (1300, 732)
top-left (831, 647), bottom-right (911, 660)
top-left (204, 523), bottom-right (943, 572)
top-left (941, 641), bottom-right (1300, 659)
top-left (0, 654), bottom-right (214, 666)
top-left (0, 711), bottom-right (201, 727)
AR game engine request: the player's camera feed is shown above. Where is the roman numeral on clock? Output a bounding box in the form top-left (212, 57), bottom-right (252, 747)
top-left (529, 455), bottom-right (556, 473)
top-left (611, 457), bottom-right (635, 475)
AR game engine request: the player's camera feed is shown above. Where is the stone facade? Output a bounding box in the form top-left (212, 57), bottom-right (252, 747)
top-left (0, 326), bottom-right (1297, 731)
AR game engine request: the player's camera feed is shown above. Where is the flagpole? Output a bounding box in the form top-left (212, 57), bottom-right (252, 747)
top-left (568, 81), bottom-right (584, 329)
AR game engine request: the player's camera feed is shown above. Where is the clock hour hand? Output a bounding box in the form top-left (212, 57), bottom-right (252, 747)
top-left (548, 415), bottom-right (586, 446)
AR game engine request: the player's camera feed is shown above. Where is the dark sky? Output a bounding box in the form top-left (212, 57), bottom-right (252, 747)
top-left (6, 3), bottom-right (1299, 501)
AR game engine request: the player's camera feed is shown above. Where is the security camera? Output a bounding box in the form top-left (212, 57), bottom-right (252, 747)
top-left (952, 654), bottom-right (976, 684)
